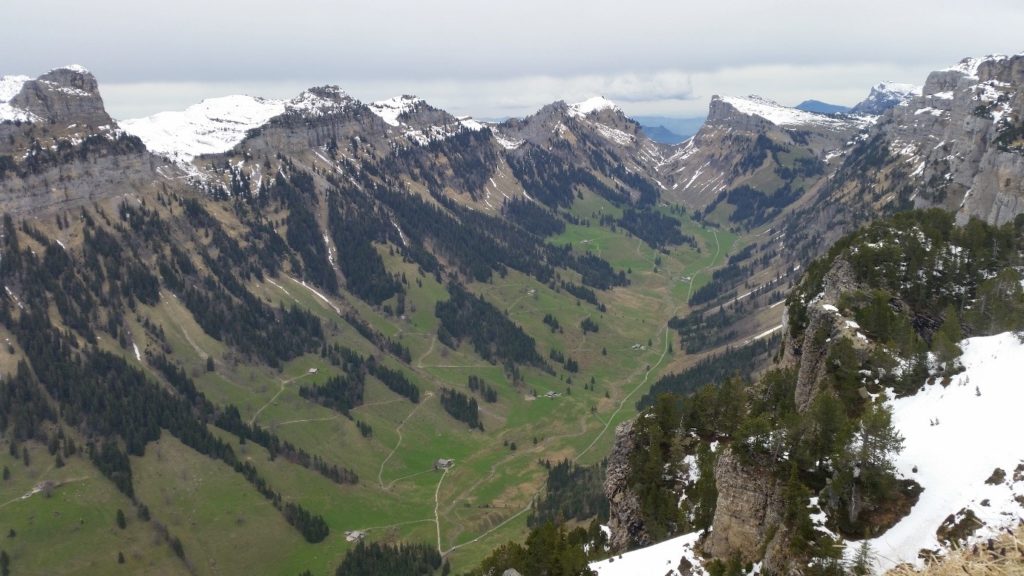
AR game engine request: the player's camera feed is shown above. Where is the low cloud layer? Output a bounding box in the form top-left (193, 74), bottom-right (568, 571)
top-left (5, 0), bottom-right (1023, 119)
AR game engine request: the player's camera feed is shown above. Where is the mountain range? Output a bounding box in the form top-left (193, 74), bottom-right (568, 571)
top-left (0, 52), bottom-right (1022, 576)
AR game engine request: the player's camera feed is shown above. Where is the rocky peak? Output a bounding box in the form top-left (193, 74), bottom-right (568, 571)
top-left (6, 65), bottom-right (111, 127)
top-left (285, 85), bottom-right (355, 117)
top-left (850, 82), bottom-right (921, 115)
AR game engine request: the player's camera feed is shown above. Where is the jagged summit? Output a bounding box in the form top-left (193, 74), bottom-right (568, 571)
top-left (850, 81), bottom-right (921, 115)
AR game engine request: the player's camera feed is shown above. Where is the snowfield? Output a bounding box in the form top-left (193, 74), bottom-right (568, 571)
top-left (853, 331), bottom-right (1024, 571)
top-left (121, 95), bottom-right (286, 162)
top-left (590, 531), bottom-right (707, 576)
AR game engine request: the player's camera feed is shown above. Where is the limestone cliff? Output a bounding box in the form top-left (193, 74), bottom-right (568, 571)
top-left (703, 452), bottom-right (786, 567)
top-left (603, 420), bottom-right (653, 551)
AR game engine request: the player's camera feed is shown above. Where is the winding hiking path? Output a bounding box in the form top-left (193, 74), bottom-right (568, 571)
top-left (249, 373), bottom-right (312, 426)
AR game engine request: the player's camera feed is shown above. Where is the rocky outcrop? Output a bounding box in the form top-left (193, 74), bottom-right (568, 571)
top-left (8, 66), bottom-right (111, 127)
top-left (604, 419), bottom-right (653, 551)
top-left (703, 451), bottom-right (787, 567)
top-left (787, 258), bottom-right (859, 410)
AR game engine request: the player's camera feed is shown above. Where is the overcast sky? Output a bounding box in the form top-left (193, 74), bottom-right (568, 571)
top-left (4, 0), bottom-right (1023, 121)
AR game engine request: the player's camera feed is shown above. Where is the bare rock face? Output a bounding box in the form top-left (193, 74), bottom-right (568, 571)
top-left (852, 54), bottom-right (1024, 226)
top-left (604, 419), bottom-right (654, 551)
top-left (9, 66), bottom-right (112, 127)
top-left (703, 451), bottom-right (786, 565)
top-left (788, 258), bottom-right (859, 410)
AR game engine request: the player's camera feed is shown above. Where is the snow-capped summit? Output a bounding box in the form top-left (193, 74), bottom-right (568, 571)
top-left (368, 95), bottom-right (423, 127)
top-left (285, 85), bottom-right (354, 118)
top-left (569, 96), bottom-right (619, 118)
top-left (850, 82), bottom-right (922, 115)
top-left (121, 95), bottom-right (287, 162)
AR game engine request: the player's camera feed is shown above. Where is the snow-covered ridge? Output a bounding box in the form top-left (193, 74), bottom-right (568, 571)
top-left (851, 331), bottom-right (1024, 572)
top-left (569, 96), bottom-right (619, 118)
top-left (121, 95), bottom-right (287, 162)
top-left (716, 95), bottom-right (869, 130)
top-left (368, 95), bottom-right (423, 127)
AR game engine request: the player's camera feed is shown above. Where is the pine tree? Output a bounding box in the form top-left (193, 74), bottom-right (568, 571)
top-left (116, 508), bottom-right (127, 529)
top-left (849, 539), bottom-right (874, 576)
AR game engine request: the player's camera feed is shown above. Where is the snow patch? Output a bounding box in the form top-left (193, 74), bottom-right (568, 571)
top-left (0, 75), bottom-right (30, 102)
top-left (591, 531), bottom-right (707, 576)
top-left (853, 332), bottom-right (1024, 571)
top-left (0, 74), bottom-right (37, 123)
top-left (368, 95), bottom-right (422, 127)
top-left (458, 116), bottom-right (486, 131)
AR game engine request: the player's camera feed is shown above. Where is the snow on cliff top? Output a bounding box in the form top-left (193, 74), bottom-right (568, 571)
top-left (853, 331), bottom-right (1024, 572)
top-left (871, 82), bottom-right (922, 97)
top-left (569, 96), bottom-right (619, 118)
top-left (718, 95), bottom-right (870, 129)
top-left (591, 530), bottom-right (707, 576)
top-left (121, 95), bottom-right (286, 162)
top-left (53, 64), bottom-right (90, 75)
top-left (368, 95), bottom-right (422, 127)
top-left (944, 55), bottom-right (1012, 78)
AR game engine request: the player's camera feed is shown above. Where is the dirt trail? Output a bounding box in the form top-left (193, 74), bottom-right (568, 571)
top-left (378, 392), bottom-right (434, 489)
top-left (0, 476), bottom-right (90, 510)
top-left (249, 373), bottom-right (312, 426)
